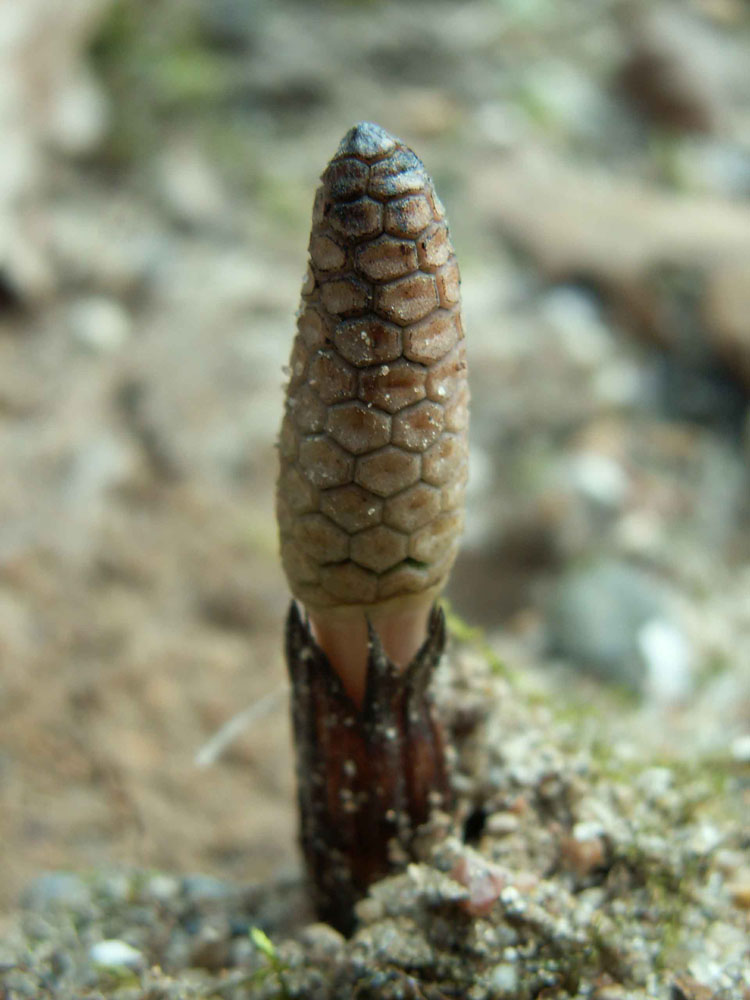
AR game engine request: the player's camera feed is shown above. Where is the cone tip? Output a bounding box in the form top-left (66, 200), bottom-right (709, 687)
top-left (335, 121), bottom-right (398, 161)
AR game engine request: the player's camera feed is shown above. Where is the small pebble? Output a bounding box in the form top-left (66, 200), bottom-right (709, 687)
top-left (23, 873), bottom-right (90, 912)
top-left (498, 885), bottom-right (525, 917)
top-left (488, 960), bottom-right (519, 996)
top-left (181, 874), bottom-right (234, 903)
top-left (687, 823), bottom-right (723, 856)
top-left (48, 70), bottom-right (109, 157)
top-left (638, 617), bottom-right (693, 704)
top-left (450, 849), bottom-right (508, 917)
top-left (592, 358), bottom-right (642, 407)
top-left (559, 833), bottom-right (606, 879)
top-left (189, 923), bottom-right (231, 972)
top-left (486, 812), bottom-right (520, 837)
top-left (143, 874), bottom-right (180, 903)
top-left (730, 734), bottom-right (750, 763)
top-left (727, 874), bottom-right (750, 910)
top-left (636, 766), bottom-right (674, 799)
top-left (99, 872), bottom-right (132, 902)
top-left (572, 821), bottom-right (605, 841)
top-left (89, 939), bottom-right (145, 971)
top-left (297, 923), bottom-right (346, 962)
top-left (547, 560), bottom-right (678, 691)
top-left (67, 295), bottom-right (131, 353)
top-left (567, 450), bottom-right (628, 508)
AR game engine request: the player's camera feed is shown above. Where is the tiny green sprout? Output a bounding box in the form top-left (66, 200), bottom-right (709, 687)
top-left (250, 927), bottom-right (291, 1000)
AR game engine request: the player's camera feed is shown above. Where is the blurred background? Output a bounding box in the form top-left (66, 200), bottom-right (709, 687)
top-left (1, 0), bottom-right (748, 920)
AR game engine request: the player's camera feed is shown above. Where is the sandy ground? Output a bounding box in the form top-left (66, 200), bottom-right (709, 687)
top-left (1, 0), bottom-right (749, 945)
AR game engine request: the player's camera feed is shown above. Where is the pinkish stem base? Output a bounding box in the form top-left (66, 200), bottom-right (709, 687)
top-left (308, 596), bottom-right (435, 707)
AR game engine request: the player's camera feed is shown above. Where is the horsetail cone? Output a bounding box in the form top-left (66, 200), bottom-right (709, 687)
top-left (277, 121), bottom-right (468, 703)
top-left (277, 122), bottom-right (467, 933)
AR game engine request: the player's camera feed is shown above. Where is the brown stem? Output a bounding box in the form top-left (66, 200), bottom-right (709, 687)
top-left (285, 600), bottom-right (450, 934)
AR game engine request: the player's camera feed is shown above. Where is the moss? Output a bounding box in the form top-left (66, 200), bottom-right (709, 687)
top-left (442, 600), bottom-right (511, 680)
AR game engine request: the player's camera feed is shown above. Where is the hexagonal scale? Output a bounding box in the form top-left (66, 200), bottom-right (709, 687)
top-left (290, 384), bottom-right (327, 434)
top-left (326, 401), bottom-right (391, 455)
top-left (294, 513), bottom-right (350, 563)
top-left (383, 482), bottom-right (441, 532)
top-left (320, 277), bottom-right (369, 316)
top-left (308, 351), bottom-right (357, 405)
top-left (323, 157), bottom-right (369, 200)
top-left (355, 236), bottom-right (418, 283)
top-left (334, 317), bottom-right (402, 368)
top-left (297, 308), bottom-right (329, 352)
top-left (355, 446), bottom-right (421, 497)
top-left (287, 338), bottom-right (309, 390)
top-left (280, 539), bottom-right (320, 587)
top-left (320, 484), bottom-right (382, 533)
top-left (358, 360), bottom-right (426, 414)
top-left (309, 235), bottom-right (347, 272)
top-left (298, 435), bottom-right (354, 489)
top-left (375, 273), bottom-right (438, 327)
top-left (278, 463), bottom-right (318, 515)
top-left (403, 309), bottom-right (459, 365)
top-left (377, 561), bottom-right (430, 601)
top-left (441, 473), bottom-right (467, 513)
top-left (425, 345), bottom-right (465, 403)
top-left (436, 260), bottom-right (461, 306)
top-left (409, 511), bottom-right (463, 564)
top-left (368, 150), bottom-right (426, 199)
top-left (444, 381), bottom-right (469, 433)
top-left (278, 413), bottom-right (298, 462)
top-left (422, 434), bottom-right (464, 486)
top-left (328, 199), bottom-right (383, 240)
top-left (350, 525), bottom-right (408, 574)
top-left (384, 194), bottom-right (433, 238)
top-left (320, 561), bottom-right (378, 604)
top-left (391, 400), bottom-right (444, 452)
top-left (417, 223), bottom-right (451, 270)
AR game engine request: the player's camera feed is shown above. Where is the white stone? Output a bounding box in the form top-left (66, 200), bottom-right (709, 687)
top-left (48, 68), bottom-right (109, 156)
top-left (638, 617), bottom-right (693, 704)
top-left (572, 821), bottom-right (605, 842)
top-left (688, 823), bottom-right (723, 856)
top-left (568, 451), bottom-right (628, 508)
top-left (636, 766), bottom-right (673, 799)
top-left (89, 939), bottom-right (145, 971)
top-left (730, 735), bottom-right (750, 764)
top-left (488, 961), bottom-right (519, 994)
top-left (592, 359), bottom-right (642, 407)
top-left (67, 296), bottom-right (131, 353)
top-left (144, 873), bottom-right (180, 902)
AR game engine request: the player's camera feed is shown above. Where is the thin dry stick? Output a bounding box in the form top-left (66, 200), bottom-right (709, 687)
top-left (194, 686), bottom-right (289, 768)
top-left (277, 121), bottom-right (468, 933)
